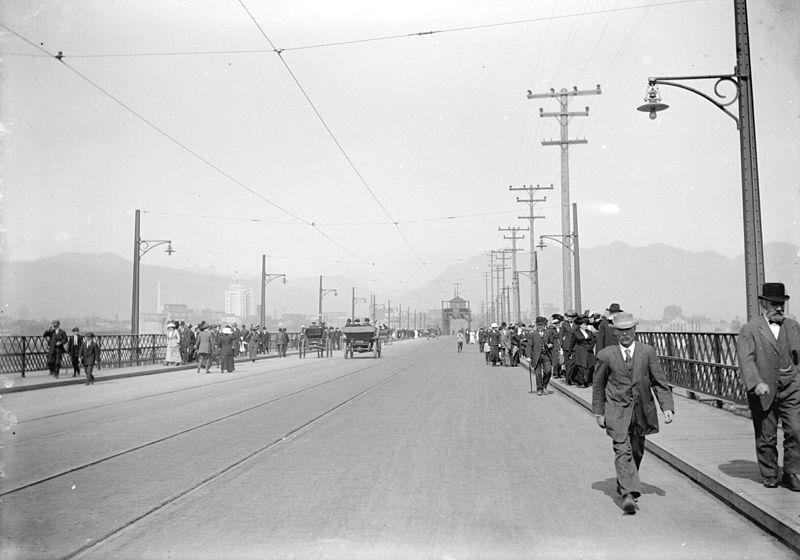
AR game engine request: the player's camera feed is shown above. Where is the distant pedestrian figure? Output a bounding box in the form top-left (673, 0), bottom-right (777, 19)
top-left (592, 313), bottom-right (674, 514)
top-left (79, 332), bottom-right (101, 385)
top-left (456, 330), bottom-right (465, 353)
top-left (487, 323), bottom-right (500, 366)
top-left (164, 323), bottom-right (182, 366)
top-left (195, 322), bottom-right (214, 373)
top-left (737, 282), bottom-right (800, 492)
top-left (248, 328), bottom-right (260, 361)
top-left (218, 326), bottom-right (236, 373)
top-left (43, 320), bottom-right (68, 378)
top-left (531, 317), bottom-right (555, 395)
top-left (67, 327), bottom-right (83, 377)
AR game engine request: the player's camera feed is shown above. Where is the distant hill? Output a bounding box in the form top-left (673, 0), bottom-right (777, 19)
top-left (401, 241), bottom-right (800, 322)
top-left (0, 242), bottom-right (797, 322)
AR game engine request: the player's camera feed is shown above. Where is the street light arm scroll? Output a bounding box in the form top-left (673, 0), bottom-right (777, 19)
top-left (646, 74), bottom-right (740, 128)
top-left (138, 240), bottom-right (174, 258)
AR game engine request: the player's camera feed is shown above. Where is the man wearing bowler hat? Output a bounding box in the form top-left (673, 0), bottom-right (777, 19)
top-left (592, 312), bottom-right (674, 514)
top-left (737, 282), bottom-right (800, 492)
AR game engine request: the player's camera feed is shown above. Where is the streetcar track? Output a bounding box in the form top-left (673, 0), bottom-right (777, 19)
top-left (11, 357), bottom-right (334, 424)
top-left (0, 351), bottom-right (407, 498)
top-left (66, 344), bottom-right (435, 560)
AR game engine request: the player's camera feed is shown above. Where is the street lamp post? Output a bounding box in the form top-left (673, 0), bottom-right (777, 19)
top-left (636, 0), bottom-right (763, 320)
top-left (131, 209), bottom-right (174, 337)
top-left (318, 276), bottom-right (337, 324)
top-left (539, 206), bottom-right (581, 313)
top-left (260, 254), bottom-right (286, 329)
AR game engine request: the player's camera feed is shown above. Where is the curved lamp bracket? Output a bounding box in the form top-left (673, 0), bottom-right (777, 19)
top-left (648, 74), bottom-right (741, 128)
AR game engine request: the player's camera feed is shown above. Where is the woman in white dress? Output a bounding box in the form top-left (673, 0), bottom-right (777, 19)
top-left (164, 323), bottom-right (182, 365)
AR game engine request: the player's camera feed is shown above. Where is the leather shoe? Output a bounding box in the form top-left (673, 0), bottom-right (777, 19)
top-left (781, 473), bottom-right (800, 492)
top-left (763, 476), bottom-right (779, 488)
top-left (622, 493), bottom-right (636, 514)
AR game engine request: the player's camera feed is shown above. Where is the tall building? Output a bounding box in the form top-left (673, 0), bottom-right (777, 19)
top-left (225, 278), bottom-right (255, 323)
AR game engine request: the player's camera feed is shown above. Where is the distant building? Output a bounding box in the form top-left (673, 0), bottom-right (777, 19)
top-left (224, 279), bottom-right (256, 325)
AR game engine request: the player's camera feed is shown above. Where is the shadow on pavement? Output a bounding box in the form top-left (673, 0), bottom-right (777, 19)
top-left (718, 459), bottom-right (762, 483)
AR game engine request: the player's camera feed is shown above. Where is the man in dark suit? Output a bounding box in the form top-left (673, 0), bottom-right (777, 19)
top-left (592, 312), bottom-right (674, 514)
top-left (531, 317), bottom-right (555, 395)
top-left (737, 282), bottom-right (800, 492)
top-left (66, 327), bottom-right (84, 377)
top-left (596, 303), bottom-right (623, 351)
top-left (43, 320), bottom-right (68, 377)
top-left (79, 332), bottom-right (101, 385)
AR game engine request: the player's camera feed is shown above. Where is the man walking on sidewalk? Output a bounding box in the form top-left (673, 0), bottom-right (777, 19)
top-left (737, 282), bottom-right (800, 492)
top-left (592, 312), bottom-right (674, 514)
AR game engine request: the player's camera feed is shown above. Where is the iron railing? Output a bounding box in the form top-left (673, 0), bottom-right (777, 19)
top-left (636, 331), bottom-right (746, 405)
top-left (1, 331), bottom-right (748, 403)
top-left (0, 332), bottom-right (302, 377)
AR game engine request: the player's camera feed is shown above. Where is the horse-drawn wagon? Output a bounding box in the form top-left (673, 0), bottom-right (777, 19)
top-left (342, 325), bottom-right (381, 358)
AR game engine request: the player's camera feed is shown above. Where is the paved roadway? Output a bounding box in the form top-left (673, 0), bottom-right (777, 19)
top-left (1, 338), bottom-right (795, 559)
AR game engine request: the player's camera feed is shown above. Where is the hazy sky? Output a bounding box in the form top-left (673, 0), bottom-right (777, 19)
top-left (1, 0), bottom-right (798, 310)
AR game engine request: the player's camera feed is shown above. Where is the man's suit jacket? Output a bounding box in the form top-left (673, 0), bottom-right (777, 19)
top-left (595, 318), bottom-right (617, 352)
top-left (44, 328), bottom-right (68, 356)
top-left (592, 342), bottom-right (674, 443)
top-left (79, 340), bottom-right (101, 366)
top-left (67, 334), bottom-right (84, 357)
top-left (737, 316), bottom-right (800, 410)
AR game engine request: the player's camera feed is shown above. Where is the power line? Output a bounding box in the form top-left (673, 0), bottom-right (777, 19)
top-left (12, 0), bottom-right (701, 60)
top-left (236, 0), bottom-right (446, 295)
top-left (0, 23), bottom-right (398, 282)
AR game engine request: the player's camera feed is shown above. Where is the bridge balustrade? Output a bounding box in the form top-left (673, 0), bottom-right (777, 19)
top-left (636, 331), bottom-right (746, 406)
top-left (0, 331), bottom-right (301, 377)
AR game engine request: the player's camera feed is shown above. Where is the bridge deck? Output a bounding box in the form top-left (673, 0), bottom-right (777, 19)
top-left (0, 339), bottom-right (800, 552)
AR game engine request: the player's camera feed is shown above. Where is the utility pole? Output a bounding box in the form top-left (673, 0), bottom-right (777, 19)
top-left (498, 227), bottom-right (526, 324)
top-left (481, 271), bottom-right (491, 326)
top-left (486, 252), bottom-right (496, 324)
top-left (492, 250), bottom-right (512, 324)
top-left (528, 85), bottom-right (600, 311)
top-left (510, 185), bottom-right (551, 321)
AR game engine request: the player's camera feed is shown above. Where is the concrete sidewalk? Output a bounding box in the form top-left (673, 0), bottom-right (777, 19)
top-left (0, 350), bottom-right (298, 394)
top-left (518, 358), bottom-right (800, 554)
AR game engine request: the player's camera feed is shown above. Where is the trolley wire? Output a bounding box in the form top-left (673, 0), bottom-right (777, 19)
top-left (236, 0), bottom-right (446, 293)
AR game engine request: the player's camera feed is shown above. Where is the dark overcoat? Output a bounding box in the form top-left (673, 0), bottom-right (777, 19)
top-left (592, 342), bottom-right (674, 443)
top-left (737, 316), bottom-right (800, 410)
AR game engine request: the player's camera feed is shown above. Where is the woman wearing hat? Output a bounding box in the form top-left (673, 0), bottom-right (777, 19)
top-left (217, 326), bottom-right (236, 373)
top-left (737, 282), bottom-right (800, 492)
top-left (164, 323), bottom-right (182, 366)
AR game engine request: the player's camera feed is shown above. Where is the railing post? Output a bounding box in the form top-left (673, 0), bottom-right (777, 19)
top-left (21, 336), bottom-right (27, 378)
top-left (152, 335), bottom-right (156, 365)
top-left (117, 335), bottom-right (122, 367)
top-left (686, 335), bottom-right (697, 400)
top-left (713, 335), bottom-right (724, 408)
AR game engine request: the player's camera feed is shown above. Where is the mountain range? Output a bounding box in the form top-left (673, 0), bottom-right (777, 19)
top-left (1, 242), bottom-right (797, 322)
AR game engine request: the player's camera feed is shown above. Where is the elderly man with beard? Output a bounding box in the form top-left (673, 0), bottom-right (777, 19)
top-left (737, 282), bottom-right (800, 492)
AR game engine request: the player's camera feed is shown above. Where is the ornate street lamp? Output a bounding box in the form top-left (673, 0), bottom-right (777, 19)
top-left (131, 209), bottom-right (174, 337)
top-left (637, 0), bottom-right (764, 320)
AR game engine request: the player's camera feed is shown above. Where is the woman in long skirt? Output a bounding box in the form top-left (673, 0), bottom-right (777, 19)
top-left (217, 326), bottom-right (236, 373)
top-left (248, 329), bottom-right (260, 362)
top-left (164, 324), bottom-right (182, 365)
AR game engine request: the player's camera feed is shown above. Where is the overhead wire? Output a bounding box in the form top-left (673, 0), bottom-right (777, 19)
top-left (0, 23), bottom-right (397, 282)
top-left (235, 0), bottom-right (446, 295)
top-left (19, 0), bottom-right (702, 60)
